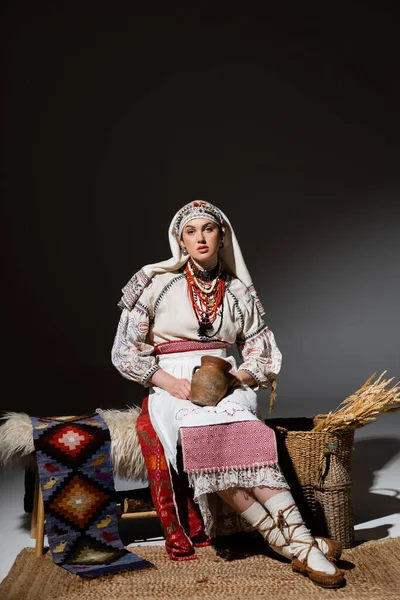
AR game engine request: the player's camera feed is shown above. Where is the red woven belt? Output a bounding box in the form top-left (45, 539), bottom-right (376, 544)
top-left (154, 340), bottom-right (231, 355)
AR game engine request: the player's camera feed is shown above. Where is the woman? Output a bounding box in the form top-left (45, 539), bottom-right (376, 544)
top-left (112, 200), bottom-right (345, 588)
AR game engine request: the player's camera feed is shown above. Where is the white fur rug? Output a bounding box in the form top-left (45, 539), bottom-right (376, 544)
top-left (0, 408), bottom-right (147, 481)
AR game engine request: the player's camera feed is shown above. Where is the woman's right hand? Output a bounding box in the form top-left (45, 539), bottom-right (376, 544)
top-left (149, 369), bottom-right (191, 400)
top-left (165, 378), bottom-right (192, 400)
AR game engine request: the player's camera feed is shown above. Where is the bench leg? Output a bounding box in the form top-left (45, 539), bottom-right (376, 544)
top-left (35, 483), bottom-right (45, 558)
top-left (30, 469), bottom-right (39, 539)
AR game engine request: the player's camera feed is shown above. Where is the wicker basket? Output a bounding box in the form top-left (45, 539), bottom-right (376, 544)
top-left (269, 416), bottom-right (355, 548)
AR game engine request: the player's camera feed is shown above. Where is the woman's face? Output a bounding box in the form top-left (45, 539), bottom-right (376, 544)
top-left (181, 218), bottom-right (222, 268)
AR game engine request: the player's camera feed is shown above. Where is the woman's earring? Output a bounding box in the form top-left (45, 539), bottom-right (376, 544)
top-left (219, 241), bottom-right (224, 249)
top-left (182, 247), bottom-right (188, 255)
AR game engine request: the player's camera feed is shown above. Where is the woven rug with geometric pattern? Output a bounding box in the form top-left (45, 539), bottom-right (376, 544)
top-left (1, 537), bottom-right (400, 600)
top-left (31, 413), bottom-right (152, 577)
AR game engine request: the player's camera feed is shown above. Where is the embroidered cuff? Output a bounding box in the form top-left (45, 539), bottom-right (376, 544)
top-left (239, 368), bottom-right (264, 392)
top-left (141, 364), bottom-right (161, 387)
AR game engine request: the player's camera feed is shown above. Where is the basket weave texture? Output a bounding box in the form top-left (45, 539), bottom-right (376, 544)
top-left (269, 417), bottom-right (355, 548)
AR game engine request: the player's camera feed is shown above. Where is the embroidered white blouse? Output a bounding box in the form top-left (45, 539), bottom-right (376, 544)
top-left (111, 271), bottom-right (282, 390)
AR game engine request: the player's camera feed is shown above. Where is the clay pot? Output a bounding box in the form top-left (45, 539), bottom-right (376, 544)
top-left (190, 356), bottom-right (232, 407)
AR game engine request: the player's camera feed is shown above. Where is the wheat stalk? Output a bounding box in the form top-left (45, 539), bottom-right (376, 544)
top-left (312, 371), bottom-right (400, 432)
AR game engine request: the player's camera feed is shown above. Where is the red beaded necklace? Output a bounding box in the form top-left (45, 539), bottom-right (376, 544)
top-left (184, 259), bottom-right (226, 338)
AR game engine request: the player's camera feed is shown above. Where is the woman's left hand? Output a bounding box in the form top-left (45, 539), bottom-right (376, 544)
top-left (227, 372), bottom-right (244, 391)
top-left (228, 370), bottom-right (257, 390)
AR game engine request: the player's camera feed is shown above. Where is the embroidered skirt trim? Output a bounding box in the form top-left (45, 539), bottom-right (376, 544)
top-left (188, 464), bottom-right (289, 537)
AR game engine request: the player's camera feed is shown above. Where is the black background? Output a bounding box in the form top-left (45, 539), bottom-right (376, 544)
top-left (2, 1), bottom-right (399, 420)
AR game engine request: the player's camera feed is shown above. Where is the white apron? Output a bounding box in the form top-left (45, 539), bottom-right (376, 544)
top-left (147, 348), bottom-right (288, 535)
top-left (148, 348), bottom-right (259, 472)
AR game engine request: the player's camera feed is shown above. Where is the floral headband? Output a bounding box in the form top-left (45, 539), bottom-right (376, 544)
top-left (174, 200), bottom-right (226, 239)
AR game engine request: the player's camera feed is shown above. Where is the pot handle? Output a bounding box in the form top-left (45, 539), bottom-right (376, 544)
top-left (192, 365), bottom-right (201, 377)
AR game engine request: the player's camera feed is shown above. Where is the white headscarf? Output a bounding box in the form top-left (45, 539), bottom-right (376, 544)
top-left (118, 200), bottom-right (265, 317)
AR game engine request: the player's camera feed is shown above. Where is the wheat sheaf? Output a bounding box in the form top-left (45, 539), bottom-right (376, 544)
top-left (312, 371), bottom-right (400, 432)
